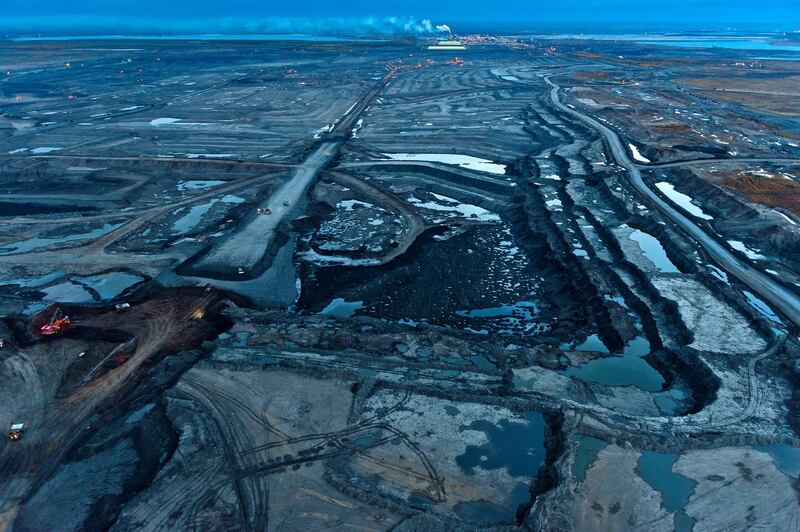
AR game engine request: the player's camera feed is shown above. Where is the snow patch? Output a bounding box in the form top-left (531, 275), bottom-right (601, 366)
top-left (727, 240), bottom-right (765, 260)
top-left (628, 143), bottom-right (651, 163)
top-left (149, 117), bottom-right (180, 126)
top-left (382, 152), bottom-right (506, 175)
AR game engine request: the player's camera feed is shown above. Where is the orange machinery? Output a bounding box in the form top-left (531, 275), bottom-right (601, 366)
top-left (40, 308), bottom-right (70, 336)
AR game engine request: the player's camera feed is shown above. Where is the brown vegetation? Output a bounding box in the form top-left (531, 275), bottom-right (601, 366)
top-left (719, 172), bottom-right (800, 216)
top-left (651, 122), bottom-right (695, 135)
top-left (678, 75), bottom-right (800, 116)
top-left (572, 70), bottom-right (612, 80)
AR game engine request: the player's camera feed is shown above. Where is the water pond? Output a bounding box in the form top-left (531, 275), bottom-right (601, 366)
top-left (564, 336), bottom-right (665, 392)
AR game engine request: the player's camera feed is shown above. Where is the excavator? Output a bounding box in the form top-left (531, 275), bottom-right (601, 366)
top-left (40, 307), bottom-right (70, 336)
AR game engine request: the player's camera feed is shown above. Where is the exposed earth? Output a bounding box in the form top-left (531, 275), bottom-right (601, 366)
top-left (1, 32), bottom-right (799, 531)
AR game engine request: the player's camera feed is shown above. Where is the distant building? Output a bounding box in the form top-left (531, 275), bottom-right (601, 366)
top-left (427, 40), bottom-right (466, 51)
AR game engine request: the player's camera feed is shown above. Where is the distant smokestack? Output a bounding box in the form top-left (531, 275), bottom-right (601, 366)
top-left (436, 24), bottom-right (452, 38)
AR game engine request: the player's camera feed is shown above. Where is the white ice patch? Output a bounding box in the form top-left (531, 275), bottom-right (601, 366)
top-left (337, 199), bottom-right (374, 212)
top-left (628, 143), bottom-right (651, 163)
top-left (727, 240), bottom-right (765, 260)
top-left (776, 211), bottom-right (797, 226)
top-left (751, 168), bottom-right (775, 179)
top-left (408, 193), bottom-right (500, 222)
top-left (320, 298), bottom-right (364, 318)
top-left (313, 122), bottom-right (335, 139)
top-left (708, 265), bottom-right (729, 284)
top-left (655, 182), bottom-right (714, 220)
top-left (351, 118), bottom-right (364, 138)
top-left (149, 117), bottom-right (180, 126)
top-left (299, 249), bottom-right (381, 266)
top-left (382, 152), bottom-right (506, 175)
top-left (177, 180), bottom-right (225, 191)
top-left (184, 153), bottom-right (236, 159)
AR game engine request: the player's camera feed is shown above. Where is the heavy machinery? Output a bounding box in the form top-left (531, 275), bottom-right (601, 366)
top-left (8, 423), bottom-right (24, 441)
top-left (81, 338), bottom-right (138, 385)
top-left (40, 307), bottom-right (70, 336)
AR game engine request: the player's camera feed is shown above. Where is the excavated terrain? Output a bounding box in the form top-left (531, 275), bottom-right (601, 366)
top-left (0, 35), bottom-right (799, 531)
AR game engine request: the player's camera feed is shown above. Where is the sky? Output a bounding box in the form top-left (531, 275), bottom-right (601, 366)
top-left (3, 0), bottom-right (799, 34)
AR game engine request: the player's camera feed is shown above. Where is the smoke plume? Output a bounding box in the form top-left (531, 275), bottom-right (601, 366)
top-left (1, 16), bottom-right (442, 37)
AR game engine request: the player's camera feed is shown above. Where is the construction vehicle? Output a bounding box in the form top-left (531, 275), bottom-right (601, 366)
top-left (81, 338), bottom-right (137, 385)
top-left (8, 423), bottom-right (24, 441)
top-left (40, 307), bottom-right (70, 336)
top-left (115, 303), bottom-right (131, 312)
top-left (237, 266), bottom-right (245, 275)
top-left (116, 346), bottom-right (129, 365)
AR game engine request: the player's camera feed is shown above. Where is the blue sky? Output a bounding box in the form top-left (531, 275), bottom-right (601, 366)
top-left (4, 0), bottom-right (799, 33)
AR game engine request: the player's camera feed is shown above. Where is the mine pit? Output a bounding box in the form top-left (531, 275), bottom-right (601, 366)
top-left (300, 223), bottom-right (552, 341)
top-left (1, 35), bottom-right (799, 531)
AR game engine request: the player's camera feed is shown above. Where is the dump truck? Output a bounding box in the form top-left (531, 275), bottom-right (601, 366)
top-left (8, 423), bottom-right (24, 441)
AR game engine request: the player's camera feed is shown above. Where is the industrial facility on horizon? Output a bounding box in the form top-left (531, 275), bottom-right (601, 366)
top-left (428, 23), bottom-right (466, 50)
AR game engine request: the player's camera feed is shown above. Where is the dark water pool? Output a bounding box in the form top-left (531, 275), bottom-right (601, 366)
top-left (454, 411), bottom-right (546, 523)
top-left (456, 411), bottom-right (546, 478)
